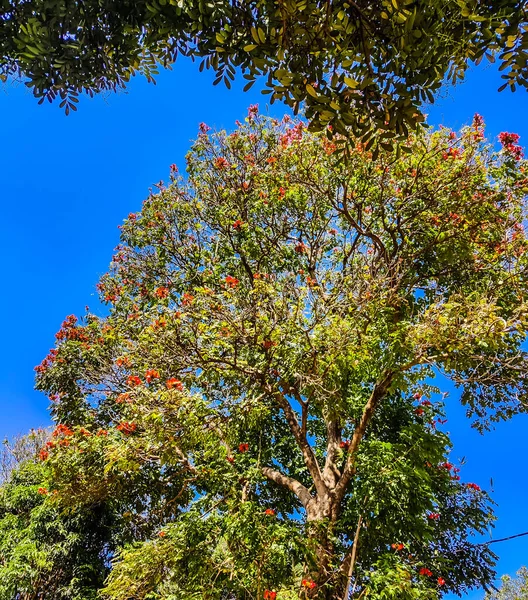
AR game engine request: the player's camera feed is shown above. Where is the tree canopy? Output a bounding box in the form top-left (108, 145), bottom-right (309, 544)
top-left (28, 111), bottom-right (528, 598)
top-left (1, 0), bottom-right (528, 138)
top-left (0, 437), bottom-right (117, 600)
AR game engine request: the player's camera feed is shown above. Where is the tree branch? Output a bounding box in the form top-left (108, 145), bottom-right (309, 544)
top-left (261, 466), bottom-right (314, 509)
top-left (333, 371), bottom-right (394, 502)
top-left (268, 381), bottom-right (328, 498)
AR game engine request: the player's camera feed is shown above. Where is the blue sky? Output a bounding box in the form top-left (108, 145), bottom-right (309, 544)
top-left (0, 59), bottom-right (527, 597)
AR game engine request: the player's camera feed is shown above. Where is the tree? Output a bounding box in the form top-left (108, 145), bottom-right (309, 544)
top-left (486, 567), bottom-right (528, 600)
top-left (1, 0), bottom-right (527, 139)
top-left (34, 110), bottom-right (527, 598)
top-left (0, 428), bottom-right (51, 484)
top-left (0, 435), bottom-right (116, 600)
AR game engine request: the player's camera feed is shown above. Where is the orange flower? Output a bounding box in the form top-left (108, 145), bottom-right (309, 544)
top-left (264, 591), bottom-right (277, 600)
top-left (145, 369), bottom-right (160, 383)
top-left (116, 392), bottom-right (131, 403)
top-left (37, 487), bottom-right (48, 495)
top-left (116, 422), bottom-right (137, 435)
top-left (262, 340), bottom-right (276, 350)
top-left (225, 275), bottom-right (240, 288)
top-left (127, 375), bottom-right (142, 387)
top-left (53, 424), bottom-right (74, 437)
top-left (295, 242), bottom-right (307, 254)
top-left (264, 508), bottom-right (275, 516)
top-left (155, 286), bottom-right (169, 299)
top-left (215, 157), bottom-right (229, 169)
top-left (166, 378), bottom-right (183, 391)
top-left (158, 531), bottom-right (167, 538)
top-left (232, 219), bottom-right (244, 230)
top-left (302, 579), bottom-right (316, 589)
top-left (391, 543), bottom-right (404, 551)
top-left (182, 293), bottom-right (194, 306)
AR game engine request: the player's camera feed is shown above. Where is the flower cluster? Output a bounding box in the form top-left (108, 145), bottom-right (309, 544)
top-left (116, 421), bottom-right (137, 435)
top-left (499, 132), bottom-right (524, 161)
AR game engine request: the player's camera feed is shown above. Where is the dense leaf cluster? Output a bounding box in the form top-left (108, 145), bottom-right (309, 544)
top-left (1, 0), bottom-right (527, 137)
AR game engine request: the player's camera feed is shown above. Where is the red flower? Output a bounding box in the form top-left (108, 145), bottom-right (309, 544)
top-left (52, 425), bottom-right (73, 438)
top-left (239, 443), bottom-right (249, 453)
top-left (155, 286), bottom-right (169, 299)
top-left (264, 508), bottom-right (275, 516)
top-left (116, 421), bottom-right (137, 435)
top-left (145, 369), bottom-right (160, 383)
top-left (499, 132), bottom-right (524, 160)
top-left (226, 455), bottom-right (235, 464)
top-left (158, 530), bottom-right (167, 537)
top-left (391, 543), bottom-right (404, 551)
top-left (428, 512), bottom-right (440, 520)
top-left (39, 449), bottom-right (49, 461)
top-left (225, 275), bottom-right (240, 288)
top-left (262, 340), bottom-right (276, 350)
top-left (414, 408), bottom-right (424, 416)
top-left (419, 568), bottom-right (433, 577)
top-left (127, 375), bottom-right (142, 387)
top-left (215, 157), bottom-right (229, 169)
top-left (466, 483), bottom-right (481, 491)
top-left (182, 292), bottom-right (194, 306)
top-left (301, 579), bottom-right (316, 589)
top-left (339, 440), bottom-right (350, 450)
top-left (116, 392), bottom-right (131, 403)
top-left (295, 242), bottom-right (307, 254)
top-left (37, 487), bottom-right (48, 495)
top-left (116, 356), bottom-right (130, 367)
top-left (97, 429), bottom-right (108, 436)
top-left (166, 378), bottom-right (184, 391)
top-left (199, 122), bottom-right (211, 134)
top-left (437, 577), bottom-right (446, 586)
top-left (264, 591), bottom-right (277, 600)
top-left (233, 219), bottom-right (243, 230)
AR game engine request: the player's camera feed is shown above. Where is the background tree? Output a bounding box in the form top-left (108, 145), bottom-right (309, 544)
top-left (1, 0), bottom-right (527, 140)
top-left (34, 110), bottom-right (528, 598)
top-left (0, 433), bottom-right (117, 600)
top-left (485, 567), bottom-right (528, 600)
top-left (0, 428), bottom-right (50, 484)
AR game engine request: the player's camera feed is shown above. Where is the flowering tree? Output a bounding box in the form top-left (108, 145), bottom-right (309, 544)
top-left (34, 110), bottom-right (528, 599)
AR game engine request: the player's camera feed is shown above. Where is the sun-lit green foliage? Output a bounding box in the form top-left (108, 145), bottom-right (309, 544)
top-left (31, 111), bottom-right (528, 598)
top-left (1, 0), bottom-right (528, 140)
top-left (0, 444), bottom-right (115, 600)
top-left (486, 567), bottom-right (528, 600)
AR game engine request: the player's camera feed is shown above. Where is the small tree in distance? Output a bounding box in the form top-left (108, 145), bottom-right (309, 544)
top-left (35, 110), bottom-right (527, 598)
top-left (485, 567), bottom-right (528, 600)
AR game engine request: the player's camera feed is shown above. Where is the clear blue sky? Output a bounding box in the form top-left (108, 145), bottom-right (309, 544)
top-left (0, 59), bottom-right (527, 597)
